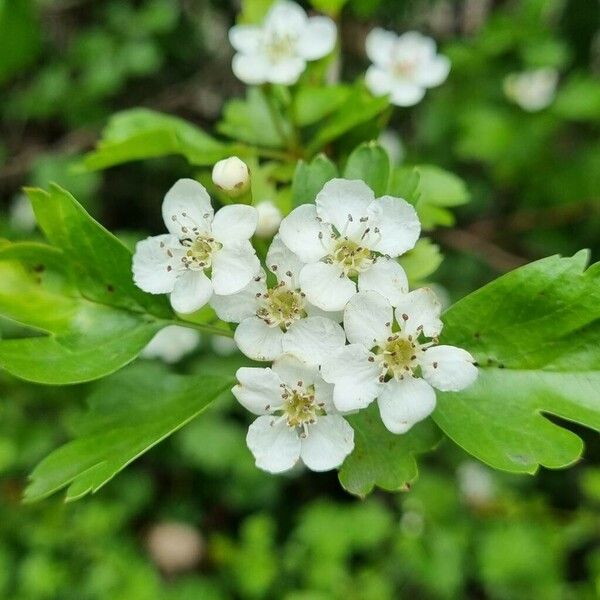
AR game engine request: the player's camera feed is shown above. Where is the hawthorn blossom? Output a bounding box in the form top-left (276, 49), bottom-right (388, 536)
top-left (255, 200), bottom-right (283, 238)
top-left (278, 178), bottom-right (420, 311)
top-left (132, 178), bottom-right (260, 314)
top-left (365, 29), bottom-right (450, 106)
top-left (233, 354), bottom-right (354, 473)
top-left (141, 325), bottom-right (201, 363)
top-left (211, 235), bottom-right (344, 361)
top-left (212, 156), bottom-right (250, 196)
top-left (229, 0), bottom-right (337, 85)
top-left (503, 68), bottom-right (558, 112)
top-left (321, 289), bottom-right (477, 434)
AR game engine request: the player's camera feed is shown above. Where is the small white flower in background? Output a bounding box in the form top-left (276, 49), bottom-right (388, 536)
top-left (229, 0), bottom-right (337, 85)
top-left (9, 194), bottom-right (37, 232)
top-left (378, 130), bottom-right (405, 165)
top-left (233, 354), bottom-right (354, 473)
top-left (210, 335), bottom-right (239, 356)
top-left (255, 200), bottom-right (283, 238)
top-left (212, 156), bottom-right (250, 197)
top-left (141, 325), bottom-right (201, 363)
top-left (503, 68), bottom-right (558, 112)
top-left (211, 235), bottom-right (344, 361)
top-left (278, 178), bottom-right (420, 311)
top-left (457, 461), bottom-right (496, 507)
top-left (321, 289), bottom-right (477, 434)
top-left (365, 28), bottom-right (450, 106)
top-left (132, 178), bottom-right (260, 314)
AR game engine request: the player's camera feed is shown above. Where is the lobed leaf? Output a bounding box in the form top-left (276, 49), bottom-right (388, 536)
top-left (24, 362), bottom-right (235, 502)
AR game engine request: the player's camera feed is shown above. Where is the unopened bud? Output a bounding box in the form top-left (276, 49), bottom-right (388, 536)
top-left (255, 200), bottom-right (283, 238)
top-left (212, 157), bottom-right (250, 197)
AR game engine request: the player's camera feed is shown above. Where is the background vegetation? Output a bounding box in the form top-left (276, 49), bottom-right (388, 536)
top-left (1, 0), bottom-right (599, 597)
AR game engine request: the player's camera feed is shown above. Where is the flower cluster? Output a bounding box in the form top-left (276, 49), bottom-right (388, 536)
top-left (132, 174), bottom-right (477, 475)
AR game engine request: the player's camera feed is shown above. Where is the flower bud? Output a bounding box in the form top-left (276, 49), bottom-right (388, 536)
top-left (211, 157), bottom-right (250, 197)
top-left (255, 200), bottom-right (283, 239)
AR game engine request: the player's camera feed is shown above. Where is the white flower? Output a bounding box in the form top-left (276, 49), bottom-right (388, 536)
top-left (321, 289), bottom-right (478, 434)
top-left (365, 29), bottom-right (450, 106)
top-left (211, 235), bottom-right (344, 361)
top-left (503, 68), bottom-right (558, 112)
top-left (255, 200), bottom-right (283, 238)
top-left (229, 0), bottom-right (337, 85)
top-left (210, 335), bottom-right (239, 356)
top-left (9, 194), bottom-right (36, 232)
top-left (278, 178), bottom-right (420, 311)
top-left (132, 179), bottom-right (260, 314)
top-left (378, 129), bottom-right (404, 165)
top-left (141, 325), bottom-right (201, 363)
top-left (233, 354), bottom-right (354, 473)
top-left (212, 156), bottom-right (250, 196)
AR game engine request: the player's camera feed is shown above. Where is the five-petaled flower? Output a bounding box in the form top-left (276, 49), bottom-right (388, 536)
top-left (211, 235), bottom-right (344, 361)
top-left (503, 68), bottom-right (558, 112)
top-left (321, 289), bottom-right (478, 434)
top-left (132, 178), bottom-right (260, 314)
top-left (365, 28), bottom-right (450, 106)
top-left (229, 0), bottom-right (337, 85)
top-left (278, 178), bottom-right (420, 311)
top-left (233, 353), bottom-right (354, 473)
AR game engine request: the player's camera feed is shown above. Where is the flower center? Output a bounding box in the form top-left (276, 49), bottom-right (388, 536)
top-left (256, 284), bottom-right (306, 329)
top-left (329, 238), bottom-right (374, 277)
top-left (265, 33), bottom-right (296, 61)
top-left (376, 334), bottom-right (421, 381)
top-left (392, 58), bottom-right (416, 78)
top-left (181, 235), bottom-right (222, 270)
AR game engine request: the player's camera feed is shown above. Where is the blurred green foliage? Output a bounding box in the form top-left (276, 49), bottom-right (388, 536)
top-left (1, 0), bottom-right (599, 597)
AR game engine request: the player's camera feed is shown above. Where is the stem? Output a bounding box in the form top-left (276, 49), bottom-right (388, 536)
top-left (164, 319), bottom-right (235, 338)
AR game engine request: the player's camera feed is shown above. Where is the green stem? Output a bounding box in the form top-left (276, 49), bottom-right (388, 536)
top-left (165, 319), bottom-right (235, 338)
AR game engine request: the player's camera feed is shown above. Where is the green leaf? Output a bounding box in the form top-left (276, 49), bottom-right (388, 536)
top-left (554, 75), bottom-right (600, 122)
top-left (218, 87), bottom-right (290, 149)
top-left (239, 0), bottom-right (275, 23)
top-left (291, 154), bottom-right (338, 206)
top-left (308, 85), bottom-right (389, 154)
top-left (292, 84), bottom-right (351, 127)
top-left (83, 108), bottom-right (232, 170)
top-left (24, 362), bottom-right (234, 502)
top-left (0, 243), bottom-right (162, 384)
top-left (387, 165), bottom-right (420, 203)
top-left (25, 184), bottom-right (170, 317)
top-left (343, 142), bottom-right (390, 197)
top-left (309, 0), bottom-right (350, 14)
top-left (435, 252), bottom-right (600, 473)
top-left (398, 238), bottom-right (443, 284)
top-left (339, 405), bottom-right (441, 497)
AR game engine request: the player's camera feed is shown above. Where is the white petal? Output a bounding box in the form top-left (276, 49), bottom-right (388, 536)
top-left (343, 291), bottom-right (392, 348)
top-left (395, 31), bottom-right (436, 60)
top-left (170, 269), bottom-right (213, 314)
top-left (228, 24), bottom-right (262, 54)
top-left (211, 204), bottom-right (258, 244)
top-left (365, 27), bottom-right (397, 67)
top-left (299, 262), bottom-right (356, 312)
top-left (132, 234), bottom-right (183, 294)
top-left (232, 53), bottom-right (270, 85)
top-left (272, 353), bottom-right (319, 389)
top-left (315, 178), bottom-right (375, 240)
top-left (141, 326), bottom-right (200, 363)
top-left (233, 366), bottom-right (283, 415)
top-left (162, 179), bottom-right (213, 237)
top-left (211, 240), bottom-right (260, 295)
top-left (265, 0), bottom-right (307, 34)
top-left (369, 195), bottom-right (420, 257)
top-left (279, 204), bottom-right (333, 263)
top-left (321, 344), bottom-right (381, 412)
top-left (282, 316), bottom-right (346, 366)
top-left (420, 345), bottom-right (478, 392)
top-left (358, 258), bottom-right (408, 307)
top-left (246, 416), bottom-right (301, 474)
top-left (377, 377), bottom-right (436, 434)
top-left (305, 302), bottom-right (344, 323)
top-left (266, 234), bottom-right (304, 288)
top-left (301, 415), bottom-right (354, 472)
top-left (395, 287), bottom-right (442, 338)
top-left (365, 65), bottom-right (394, 97)
top-left (268, 57), bottom-right (306, 85)
top-left (210, 272), bottom-right (265, 323)
top-left (414, 55), bottom-right (450, 88)
top-left (234, 317), bottom-right (284, 361)
top-left (297, 16), bottom-right (336, 61)
top-left (390, 81), bottom-right (426, 107)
